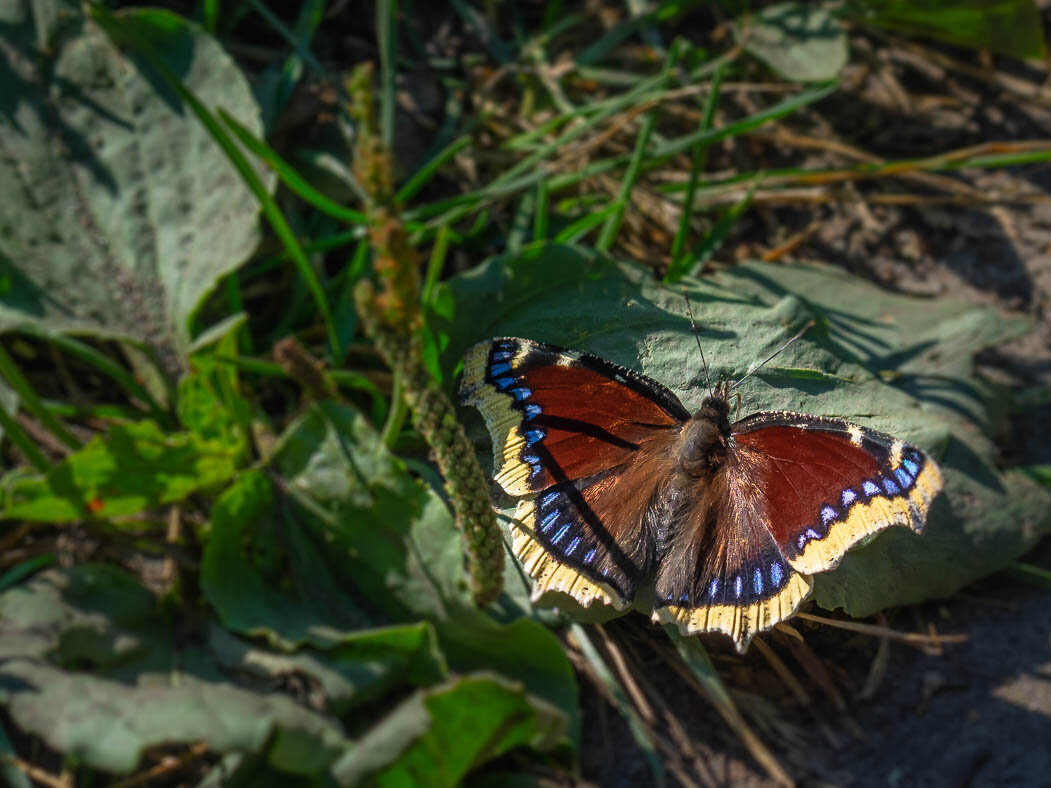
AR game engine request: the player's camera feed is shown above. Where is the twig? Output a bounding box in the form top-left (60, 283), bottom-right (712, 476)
top-left (796, 611), bottom-right (968, 651)
top-left (107, 742), bottom-right (211, 788)
top-left (0, 756), bottom-right (72, 788)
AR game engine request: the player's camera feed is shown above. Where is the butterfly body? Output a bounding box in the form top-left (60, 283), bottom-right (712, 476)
top-left (460, 337), bottom-right (943, 650)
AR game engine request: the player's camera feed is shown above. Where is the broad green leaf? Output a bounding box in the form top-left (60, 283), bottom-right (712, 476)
top-left (1, 420), bottom-right (238, 521)
top-left (201, 469), bottom-right (374, 648)
top-left (331, 674), bottom-right (568, 787)
top-left (843, 0), bottom-right (1047, 60)
top-left (0, 565), bottom-right (349, 775)
top-left (737, 3), bottom-right (849, 82)
top-left (208, 623), bottom-right (447, 716)
top-left (0, 8), bottom-right (268, 371)
top-left (437, 245), bottom-right (1051, 619)
top-left (265, 402), bottom-right (580, 737)
top-left (270, 402), bottom-right (472, 621)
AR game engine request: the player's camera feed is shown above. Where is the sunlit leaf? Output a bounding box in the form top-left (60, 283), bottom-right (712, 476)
top-left (331, 674), bottom-right (568, 787)
top-left (843, 0), bottom-right (1047, 60)
top-left (436, 244), bottom-right (1051, 618)
top-left (1, 420), bottom-right (238, 522)
top-left (0, 8), bottom-right (269, 372)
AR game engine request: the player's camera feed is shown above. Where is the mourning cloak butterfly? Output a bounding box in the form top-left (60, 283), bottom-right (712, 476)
top-left (459, 337), bottom-right (943, 651)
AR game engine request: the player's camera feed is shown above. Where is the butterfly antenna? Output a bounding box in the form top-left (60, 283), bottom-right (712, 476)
top-left (682, 286), bottom-right (714, 399)
top-left (730, 319), bottom-right (816, 391)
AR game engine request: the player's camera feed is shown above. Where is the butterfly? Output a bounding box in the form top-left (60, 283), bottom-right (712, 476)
top-left (459, 336), bottom-right (944, 651)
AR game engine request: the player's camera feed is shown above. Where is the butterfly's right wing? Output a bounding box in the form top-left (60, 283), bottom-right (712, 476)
top-left (460, 337), bottom-right (690, 607)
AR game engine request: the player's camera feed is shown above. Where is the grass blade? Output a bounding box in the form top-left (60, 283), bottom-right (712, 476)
top-left (220, 111), bottom-right (367, 225)
top-left (395, 135), bottom-right (471, 203)
top-left (670, 61), bottom-right (724, 267)
top-left (596, 42), bottom-right (683, 252)
top-left (0, 404), bottom-right (49, 472)
top-left (0, 554), bottom-right (56, 594)
top-left (377, 0), bottom-right (398, 148)
top-left (26, 331), bottom-right (168, 424)
top-left (0, 346), bottom-right (81, 451)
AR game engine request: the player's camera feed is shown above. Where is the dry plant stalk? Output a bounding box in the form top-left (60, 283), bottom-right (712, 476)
top-left (348, 62), bottom-right (503, 606)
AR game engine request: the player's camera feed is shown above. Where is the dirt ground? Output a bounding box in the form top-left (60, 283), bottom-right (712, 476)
top-left (574, 24), bottom-right (1051, 788)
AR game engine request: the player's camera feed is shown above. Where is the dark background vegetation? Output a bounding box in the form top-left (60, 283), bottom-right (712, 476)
top-left (1, 1), bottom-right (1050, 786)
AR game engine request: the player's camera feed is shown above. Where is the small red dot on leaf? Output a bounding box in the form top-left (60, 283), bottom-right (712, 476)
top-left (88, 498), bottom-right (104, 513)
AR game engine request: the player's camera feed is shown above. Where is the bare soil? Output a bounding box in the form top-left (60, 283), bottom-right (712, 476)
top-left (576, 21), bottom-right (1051, 788)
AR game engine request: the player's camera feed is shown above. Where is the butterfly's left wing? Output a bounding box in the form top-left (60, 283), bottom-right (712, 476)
top-left (460, 337), bottom-right (691, 610)
top-left (654, 413), bottom-right (942, 650)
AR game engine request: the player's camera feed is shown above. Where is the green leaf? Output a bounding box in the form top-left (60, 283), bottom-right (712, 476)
top-left (208, 623), bottom-right (448, 716)
top-left (0, 565), bottom-right (349, 775)
top-left (270, 402), bottom-right (471, 620)
top-left (0, 9), bottom-right (268, 370)
top-left (437, 245), bottom-right (1051, 618)
top-left (331, 674), bottom-right (568, 787)
top-left (1, 420), bottom-right (238, 522)
top-left (737, 3), bottom-right (849, 82)
top-left (179, 326), bottom-right (253, 456)
top-left (201, 469), bottom-right (374, 648)
top-left (843, 0), bottom-right (1047, 60)
top-left (264, 402), bottom-right (580, 735)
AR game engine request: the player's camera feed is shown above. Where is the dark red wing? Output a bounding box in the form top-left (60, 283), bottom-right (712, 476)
top-left (730, 413), bottom-right (943, 576)
top-left (460, 337), bottom-right (689, 495)
top-left (460, 337), bottom-right (690, 605)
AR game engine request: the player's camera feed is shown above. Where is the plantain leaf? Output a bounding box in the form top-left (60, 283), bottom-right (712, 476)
top-left (260, 401), bottom-right (581, 742)
top-left (0, 8), bottom-right (268, 376)
top-left (437, 244), bottom-right (1051, 619)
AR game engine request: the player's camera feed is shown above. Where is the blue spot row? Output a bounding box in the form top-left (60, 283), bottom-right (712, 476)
top-left (795, 451), bottom-right (926, 553)
top-left (693, 559), bottom-right (787, 605)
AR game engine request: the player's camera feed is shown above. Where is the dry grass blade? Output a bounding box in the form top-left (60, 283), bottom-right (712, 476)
top-left (859, 612), bottom-right (892, 701)
top-left (568, 624), bottom-right (665, 785)
top-left (107, 742), bottom-right (211, 788)
top-left (752, 637), bottom-right (811, 707)
top-left (596, 624), bottom-right (657, 725)
top-left (796, 611), bottom-right (968, 652)
top-left (778, 631), bottom-right (848, 713)
top-left (601, 627), bottom-right (720, 788)
top-left (663, 631), bottom-right (795, 787)
top-left (0, 757), bottom-right (71, 788)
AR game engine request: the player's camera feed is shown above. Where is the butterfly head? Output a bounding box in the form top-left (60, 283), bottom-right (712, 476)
top-left (679, 383), bottom-right (731, 477)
